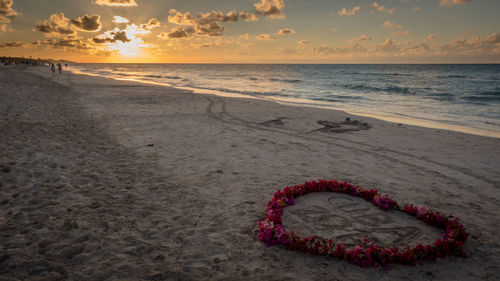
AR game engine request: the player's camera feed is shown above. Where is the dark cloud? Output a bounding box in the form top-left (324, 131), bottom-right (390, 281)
top-left (254, 0), bottom-right (285, 18)
top-left (71, 15), bottom-right (102, 32)
top-left (256, 33), bottom-right (277, 40)
top-left (196, 22), bottom-right (225, 37)
top-left (278, 28), bottom-right (295, 35)
top-left (0, 0), bottom-right (17, 22)
top-left (159, 27), bottom-right (191, 39)
top-left (168, 9), bottom-right (258, 37)
top-left (93, 30), bottom-right (130, 43)
top-left (33, 38), bottom-right (94, 52)
top-left (238, 12), bottom-right (258, 22)
top-left (35, 13), bottom-right (77, 37)
top-left (0, 41), bottom-right (27, 48)
top-left (94, 0), bottom-right (138, 7)
top-left (140, 18), bottom-right (160, 29)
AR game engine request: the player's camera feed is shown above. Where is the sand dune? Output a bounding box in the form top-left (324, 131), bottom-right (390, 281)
top-left (1, 65), bottom-right (499, 280)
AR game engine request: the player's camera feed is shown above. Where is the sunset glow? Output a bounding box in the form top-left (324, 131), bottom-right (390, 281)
top-left (0, 0), bottom-right (499, 63)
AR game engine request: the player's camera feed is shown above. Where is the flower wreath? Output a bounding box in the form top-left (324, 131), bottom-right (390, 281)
top-left (258, 179), bottom-right (468, 269)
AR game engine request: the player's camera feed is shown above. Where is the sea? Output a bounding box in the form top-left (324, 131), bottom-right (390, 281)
top-left (68, 64), bottom-right (500, 138)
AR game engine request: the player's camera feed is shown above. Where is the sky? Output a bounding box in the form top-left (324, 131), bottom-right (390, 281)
top-left (0, 0), bottom-right (499, 63)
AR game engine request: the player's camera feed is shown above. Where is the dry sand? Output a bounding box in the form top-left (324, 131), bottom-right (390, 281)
top-left (1, 65), bottom-right (499, 280)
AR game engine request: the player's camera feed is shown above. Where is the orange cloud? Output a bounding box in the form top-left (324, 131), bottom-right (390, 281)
top-left (439, 0), bottom-right (470, 7)
top-left (95, 0), bottom-right (138, 7)
top-left (256, 33), bottom-right (277, 40)
top-left (254, 0), bottom-right (285, 19)
top-left (0, 0), bottom-right (17, 21)
top-left (382, 21), bottom-right (402, 29)
top-left (370, 3), bottom-right (396, 14)
top-left (278, 28), bottom-right (295, 35)
top-left (338, 6), bottom-right (360, 16)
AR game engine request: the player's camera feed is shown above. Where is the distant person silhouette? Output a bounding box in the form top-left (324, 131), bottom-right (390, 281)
top-left (51, 63), bottom-right (55, 74)
top-left (57, 63), bottom-right (62, 74)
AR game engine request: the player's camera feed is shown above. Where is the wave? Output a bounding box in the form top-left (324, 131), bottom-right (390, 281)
top-left (426, 93), bottom-right (455, 100)
top-left (116, 72), bottom-right (134, 77)
top-left (478, 91), bottom-right (500, 96)
top-left (269, 78), bottom-right (303, 83)
top-left (312, 97), bottom-right (342, 103)
top-left (144, 74), bottom-right (182, 80)
top-left (437, 75), bottom-right (468, 78)
top-left (347, 84), bottom-right (415, 95)
top-left (461, 92), bottom-right (500, 102)
top-left (312, 94), bottom-right (366, 103)
top-left (340, 72), bottom-right (414, 77)
top-left (183, 84), bottom-right (291, 98)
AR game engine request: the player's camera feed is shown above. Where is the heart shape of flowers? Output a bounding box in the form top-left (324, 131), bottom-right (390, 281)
top-left (258, 179), bottom-right (468, 269)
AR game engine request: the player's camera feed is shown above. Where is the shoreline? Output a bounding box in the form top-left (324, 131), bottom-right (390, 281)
top-left (2, 65), bottom-right (500, 280)
top-left (65, 65), bottom-right (500, 139)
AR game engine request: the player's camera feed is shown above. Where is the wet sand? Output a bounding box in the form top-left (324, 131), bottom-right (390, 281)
top-left (1, 65), bottom-right (499, 280)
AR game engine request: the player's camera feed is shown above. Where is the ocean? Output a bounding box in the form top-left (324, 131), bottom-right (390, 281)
top-left (68, 64), bottom-right (500, 138)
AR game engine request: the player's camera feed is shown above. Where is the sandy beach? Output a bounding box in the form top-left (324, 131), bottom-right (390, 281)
top-left (1, 65), bottom-right (499, 280)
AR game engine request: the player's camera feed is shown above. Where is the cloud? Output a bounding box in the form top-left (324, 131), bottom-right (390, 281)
top-left (191, 42), bottom-right (213, 48)
top-left (168, 9), bottom-right (254, 37)
top-left (338, 6), bottom-right (360, 16)
top-left (357, 34), bottom-right (372, 41)
top-left (71, 15), bottom-right (102, 32)
top-left (239, 12), bottom-right (258, 22)
top-left (35, 13), bottom-right (77, 37)
top-left (93, 29), bottom-right (130, 43)
top-left (382, 21), bottom-right (402, 29)
top-left (256, 33), bottom-right (277, 40)
top-left (375, 38), bottom-right (401, 53)
top-left (168, 9), bottom-right (196, 25)
top-left (393, 30), bottom-right (412, 36)
top-left (37, 38), bottom-right (94, 50)
top-left (239, 33), bottom-right (250, 40)
top-left (312, 43), bottom-right (367, 56)
top-left (407, 43), bottom-right (432, 55)
top-left (195, 22), bottom-right (225, 37)
top-left (0, 0), bottom-right (17, 22)
top-left (298, 40), bottom-right (309, 44)
top-left (309, 32), bottom-right (499, 59)
top-left (0, 41), bottom-right (27, 48)
top-left (94, 0), bottom-right (138, 7)
top-left (254, 0), bottom-right (285, 19)
top-left (140, 18), bottom-right (160, 29)
top-left (348, 34), bottom-right (372, 42)
top-left (278, 28), bottom-right (295, 35)
top-left (441, 32), bottom-right (500, 55)
top-left (423, 34), bottom-right (435, 43)
top-left (113, 16), bottom-right (129, 23)
top-left (439, 0), bottom-right (469, 7)
top-left (370, 3), bottom-right (396, 14)
top-left (159, 26), bottom-right (191, 39)
top-left (0, 23), bottom-right (6, 32)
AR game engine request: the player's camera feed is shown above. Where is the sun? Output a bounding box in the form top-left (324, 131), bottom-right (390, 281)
top-left (109, 40), bottom-right (144, 57)
top-left (103, 24), bottom-right (152, 58)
